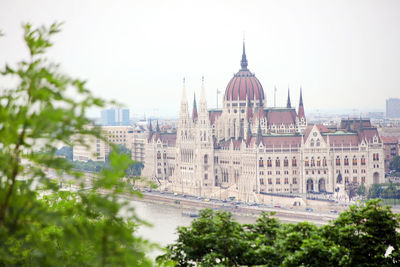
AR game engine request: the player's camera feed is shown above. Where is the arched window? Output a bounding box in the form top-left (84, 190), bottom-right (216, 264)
top-left (336, 156), bottom-right (340, 166)
top-left (267, 158), bottom-right (272, 167)
top-left (361, 156), bottom-right (366, 165)
top-left (305, 157), bottom-right (309, 167)
top-left (204, 154), bottom-right (208, 164)
top-left (316, 139), bottom-right (320, 147)
top-left (316, 157), bottom-right (321, 167)
top-left (292, 157), bottom-right (297, 167)
top-left (275, 158), bottom-right (280, 167)
top-left (284, 157), bottom-right (289, 167)
top-left (311, 157), bottom-right (315, 167)
top-left (323, 157), bottom-right (327, 167)
top-left (259, 157), bottom-right (264, 167)
top-left (157, 151), bottom-right (161, 160)
top-left (352, 156), bottom-right (357, 166)
top-left (344, 156), bottom-right (349, 166)
top-left (310, 139), bottom-right (314, 147)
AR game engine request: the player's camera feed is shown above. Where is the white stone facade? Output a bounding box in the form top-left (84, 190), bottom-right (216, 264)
top-left (142, 46), bottom-right (384, 201)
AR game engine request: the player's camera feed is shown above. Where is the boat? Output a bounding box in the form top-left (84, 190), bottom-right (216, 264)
top-left (181, 211), bottom-right (199, 218)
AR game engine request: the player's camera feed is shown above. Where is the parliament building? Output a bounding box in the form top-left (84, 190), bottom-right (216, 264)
top-left (142, 43), bottom-right (384, 202)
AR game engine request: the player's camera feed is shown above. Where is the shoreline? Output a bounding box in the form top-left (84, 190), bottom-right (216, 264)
top-left (127, 191), bottom-right (338, 225)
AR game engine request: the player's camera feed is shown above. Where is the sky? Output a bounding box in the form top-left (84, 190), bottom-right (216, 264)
top-left (1, 0), bottom-right (399, 118)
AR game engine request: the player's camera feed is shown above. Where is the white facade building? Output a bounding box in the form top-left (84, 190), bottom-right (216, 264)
top-left (142, 44), bottom-right (384, 202)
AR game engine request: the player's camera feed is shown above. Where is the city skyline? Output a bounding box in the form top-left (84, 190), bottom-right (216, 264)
top-left (1, 0), bottom-right (400, 118)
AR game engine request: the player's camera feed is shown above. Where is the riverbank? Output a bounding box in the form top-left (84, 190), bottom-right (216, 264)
top-left (128, 191), bottom-right (338, 225)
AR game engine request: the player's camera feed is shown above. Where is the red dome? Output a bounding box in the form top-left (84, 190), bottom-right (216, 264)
top-left (224, 42), bottom-right (265, 104)
top-left (224, 69), bottom-right (264, 103)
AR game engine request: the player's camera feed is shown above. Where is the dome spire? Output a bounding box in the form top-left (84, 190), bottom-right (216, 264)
top-left (240, 40), bottom-right (248, 70)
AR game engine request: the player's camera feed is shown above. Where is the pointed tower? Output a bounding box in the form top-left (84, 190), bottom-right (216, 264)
top-left (256, 120), bottom-right (263, 145)
top-left (192, 93), bottom-right (198, 122)
top-left (148, 119), bottom-right (153, 132)
top-left (287, 88), bottom-right (291, 108)
top-left (178, 78), bottom-right (191, 141)
top-left (156, 120), bottom-right (160, 132)
top-left (298, 88), bottom-right (305, 118)
top-left (296, 87), bottom-right (307, 133)
top-left (241, 41), bottom-right (248, 70)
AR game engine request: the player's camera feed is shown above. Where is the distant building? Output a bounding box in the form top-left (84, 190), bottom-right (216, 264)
top-left (386, 98), bottom-right (400, 118)
top-left (101, 108), bottom-right (130, 126)
top-left (73, 125), bottom-right (147, 163)
top-left (381, 136), bottom-right (399, 172)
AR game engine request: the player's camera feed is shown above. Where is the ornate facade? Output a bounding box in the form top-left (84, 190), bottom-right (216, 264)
top-left (142, 44), bottom-right (384, 202)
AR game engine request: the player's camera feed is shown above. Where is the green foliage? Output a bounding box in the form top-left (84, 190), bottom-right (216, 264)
top-left (368, 182), bottom-right (400, 200)
top-left (390, 156), bottom-right (400, 172)
top-left (357, 182), bottom-right (366, 196)
top-left (159, 200), bottom-right (400, 266)
top-left (0, 23), bottom-right (152, 266)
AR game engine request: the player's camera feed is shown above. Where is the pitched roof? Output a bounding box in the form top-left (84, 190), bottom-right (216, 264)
top-left (265, 108), bottom-right (297, 125)
top-left (247, 135), bottom-right (302, 148)
top-left (208, 110), bottom-right (222, 124)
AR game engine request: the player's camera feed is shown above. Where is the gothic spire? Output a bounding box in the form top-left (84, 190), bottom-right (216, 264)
top-left (299, 87), bottom-right (303, 106)
top-left (298, 87), bottom-right (305, 118)
top-left (240, 41), bottom-right (248, 70)
top-left (156, 120), bottom-right (160, 132)
top-left (287, 88), bottom-right (291, 108)
top-left (192, 93), bottom-right (198, 121)
top-left (148, 119), bottom-right (153, 132)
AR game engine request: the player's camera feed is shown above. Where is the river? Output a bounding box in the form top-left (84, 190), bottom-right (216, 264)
top-left (129, 199), bottom-right (258, 258)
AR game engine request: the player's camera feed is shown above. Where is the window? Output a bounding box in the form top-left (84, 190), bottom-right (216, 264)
top-left (352, 156), bottom-right (357, 166)
top-left (260, 178), bottom-right (264, 185)
top-left (292, 157), bottom-right (297, 167)
top-left (316, 139), bottom-right (320, 147)
top-left (305, 158), bottom-right (309, 167)
top-left (293, 177), bottom-right (297, 184)
top-left (323, 157), bottom-right (327, 167)
top-left (293, 170), bottom-right (297, 174)
top-left (259, 157), bottom-right (264, 167)
top-left (267, 158), bottom-right (272, 167)
top-left (157, 152), bottom-right (161, 160)
top-left (361, 156), bottom-right (366, 165)
top-left (317, 157), bottom-right (321, 167)
top-left (336, 156), bottom-right (340, 166)
top-left (311, 157), bottom-right (315, 167)
top-left (284, 158), bottom-right (289, 167)
top-left (276, 178), bottom-right (281, 184)
top-left (353, 177), bottom-right (357, 183)
top-left (204, 154), bottom-right (208, 164)
top-left (284, 178), bottom-right (289, 184)
top-left (344, 156), bottom-right (349, 166)
top-left (275, 158), bottom-right (280, 167)
top-left (268, 178), bottom-right (272, 184)
top-left (276, 171), bottom-right (280, 175)
top-left (362, 177), bottom-right (365, 183)
top-left (204, 174), bottom-right (208, 180)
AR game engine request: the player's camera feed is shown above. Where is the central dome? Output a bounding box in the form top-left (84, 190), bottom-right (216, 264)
top-left (224, 43), bottom-right (265, 105)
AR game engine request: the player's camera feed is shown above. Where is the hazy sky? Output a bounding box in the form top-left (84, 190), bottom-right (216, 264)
top-left (1, 0), bottom-right (399, 118)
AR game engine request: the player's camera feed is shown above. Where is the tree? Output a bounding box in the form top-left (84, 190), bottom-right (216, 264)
top-left (357, 182), bottom-right (366, 196)
top-left (390, 156), bottom-right (400, 172)
top-left (0, 23), bottom-right (152, 266)
top-left (159, 200), bottom-right (400, 266)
